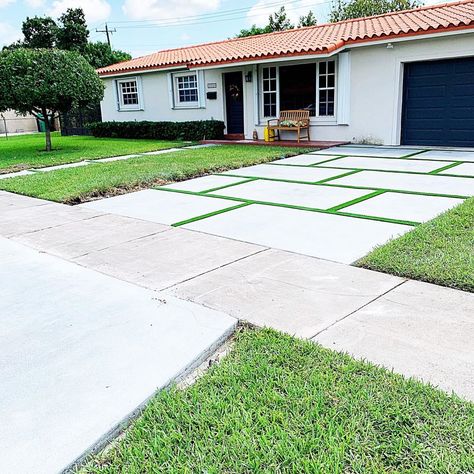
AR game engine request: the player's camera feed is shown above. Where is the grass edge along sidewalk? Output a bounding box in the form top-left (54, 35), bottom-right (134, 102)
top-left (0, 133), bottom-right (189, 173)
top-left (0, 145), bottom-right (311, 204)
top-left (82, 328), bottom-right (474, 473)
top-left (357, 196), bottom-right (474, 292)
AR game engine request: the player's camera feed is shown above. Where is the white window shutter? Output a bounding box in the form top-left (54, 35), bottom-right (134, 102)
top-left (198, 70), bottom-right (205, 108)
top-left (167, 73), bottom-right (175, 109)
top-left (337, 52), bottom-right (351, 125)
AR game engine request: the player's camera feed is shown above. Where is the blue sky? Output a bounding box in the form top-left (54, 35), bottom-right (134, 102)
top-left (1, 0), bottom-right (439, 57)
top-left (0, 0), bottom-right (336, 56)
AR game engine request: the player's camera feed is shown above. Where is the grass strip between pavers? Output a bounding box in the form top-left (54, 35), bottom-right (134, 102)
top-left (171, 202), bottom-right (252, 227)
top-left (326, 189), bottom-right (387, 212)
top-left (155, 185), bottom-right (419, 227)
top-left (429, 161), bottom-right (463, 174)
top-left (200, 178), bottom-right (258, 194)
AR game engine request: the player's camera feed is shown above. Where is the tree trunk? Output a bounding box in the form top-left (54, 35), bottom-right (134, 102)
top-left (42, 108), bottom-right (52, 152)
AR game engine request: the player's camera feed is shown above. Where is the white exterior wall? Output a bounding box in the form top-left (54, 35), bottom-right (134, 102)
top-left (100, 32), bottom-right (474, 145)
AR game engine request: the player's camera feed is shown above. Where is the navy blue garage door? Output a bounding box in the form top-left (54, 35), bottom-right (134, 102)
top-left (401, 57), bottom-right (474, 147)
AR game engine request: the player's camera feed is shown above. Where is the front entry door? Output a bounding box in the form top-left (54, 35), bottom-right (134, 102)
top-left (224, 72), bottom-right (244, 135)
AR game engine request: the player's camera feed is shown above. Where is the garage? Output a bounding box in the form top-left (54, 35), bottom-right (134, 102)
top-left (401, 56), bottom-right (474, 147)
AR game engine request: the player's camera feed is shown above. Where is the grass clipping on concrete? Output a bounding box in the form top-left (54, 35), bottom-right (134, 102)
top-left (358, 197), bottom-right (474, 292)
top-left (0, 145), bottom-right (307, 204)
top-left (84, 329), bottom-right (474, 473)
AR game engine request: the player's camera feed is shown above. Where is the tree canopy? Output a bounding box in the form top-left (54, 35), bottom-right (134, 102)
top-left (236, 7), bottom-right (317, 38)
top-left (0, 48), bottom-right (104, 151)
top-left (3, 7), bottom-right (131, 69)
top-left (329, 0), bottom-right (421, 22)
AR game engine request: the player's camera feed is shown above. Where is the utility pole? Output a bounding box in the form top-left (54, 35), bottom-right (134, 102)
top-left (96, 23), bottom-right (116, 47)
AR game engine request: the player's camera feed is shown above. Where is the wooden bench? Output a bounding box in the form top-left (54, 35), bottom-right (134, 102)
top-left (267, 110), bottom-right (311, 143)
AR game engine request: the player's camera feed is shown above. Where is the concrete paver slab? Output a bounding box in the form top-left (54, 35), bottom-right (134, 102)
top-left (414, 149), bottom-right (474, 162)
top-left (13, 214), bottom-right (169, 259)
top-left (74, 227), bottom-right (264, 290)
top-left (314, 280), bottom-right (474, 401)
top-left (168, 249), bottom-right (403, 338)
top-left (221, 163), bottom-right (350, 183)
top-left (313, 146), bottom-right (418, 158)
top-left (161, 175), bottom-right (249, 192)
top-left (343, 192), bottom-right (464, 223)
top-left (141, 148), bottom-right (183, 155)
top-left (79, 189), bottom-right (237, 225)
top-left (0, 238), bottom-right (236, 474)
top-left (0, 202), bottom-right (102, 238)
top-left (440, 162), bottom-right (474, 176)
top-left (273, 154), bottom-right (340, 166)
top-left (183, 204), bottom-right (412, 264)
top-left (319, 156), bottom-right (449, 173)
top-left (209, 179), bottom-right (371, 210)
top-left (330, 170), bottom-right (474, 197)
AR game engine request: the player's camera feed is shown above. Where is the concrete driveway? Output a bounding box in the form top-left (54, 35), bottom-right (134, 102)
top-left (81, 145), bottom-right (473, 264)
top-left (1, 145), bottom-right (474, 472)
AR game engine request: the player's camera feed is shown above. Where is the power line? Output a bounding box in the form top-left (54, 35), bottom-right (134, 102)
top-left (96, 23), bottom-right (116, 47)
top-left (115, 2), bottom-right (329, 30)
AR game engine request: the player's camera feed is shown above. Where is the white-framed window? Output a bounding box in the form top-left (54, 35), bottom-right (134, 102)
top-left (259, 60), bottom-right (337, 120)
top-left (116, 77), bottom-right (142, 111)
top-left (262, 66), bottom-right (278, 118)
top-left (173, 72), bottom-right (200, 107)
top-left (317, 60), bottom-right (336, 117)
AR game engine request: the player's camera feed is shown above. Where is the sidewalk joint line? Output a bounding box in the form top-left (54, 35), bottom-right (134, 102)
top-left (310, 279), bottom-right (409, 340)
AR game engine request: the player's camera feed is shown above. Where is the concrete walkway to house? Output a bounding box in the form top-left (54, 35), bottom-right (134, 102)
top-left (1, 144), bottom-right (474, 471)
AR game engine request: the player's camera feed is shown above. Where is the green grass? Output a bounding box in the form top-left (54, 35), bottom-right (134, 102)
top-left (0, 145), bottom-right (308, 203)
top-left (358, 197), bottom-right (474, 292)
top-left (0, 133), bottom-right (187, 173)
top-left (83, 328), bottom-right (474, 473)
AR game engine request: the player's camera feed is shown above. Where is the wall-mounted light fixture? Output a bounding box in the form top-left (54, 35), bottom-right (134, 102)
top-left (386, 43), bottom-right (394, 49)
top-left (245, 71), bottom-right (253, 83)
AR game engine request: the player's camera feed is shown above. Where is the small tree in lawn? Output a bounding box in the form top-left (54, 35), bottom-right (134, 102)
top-left (0, 48), bottom-right (104, 151)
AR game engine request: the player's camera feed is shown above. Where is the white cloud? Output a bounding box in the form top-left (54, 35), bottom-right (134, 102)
top-left (0, 22), bottom-right (21, 47)
top-left (122, 0), bottom-right (220, 21)
top-left (49, 0), bottom-right (111, 23)
top-left (0, 0), bottom-right (16, 7)
top-left (24, 0), bottom-right (45, 8)
top-left (247, 0), bottom-right (323, 26)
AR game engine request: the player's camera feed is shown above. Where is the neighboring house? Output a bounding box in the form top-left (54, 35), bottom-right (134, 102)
top-left (97, 0), bottom-right (474, 147)
top-left (0, 110), bottom-right (38, 135)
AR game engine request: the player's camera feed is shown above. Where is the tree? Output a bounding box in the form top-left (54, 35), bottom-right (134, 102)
top-left (57, 8), bottom-right (89, 53)
top-left (298, 11), bottom-right (317, 27)
top-left (83, 42), bottom-right (131, 69)
top-left (268, 7), bottom-right (294, 31)
top-left (0, 49), bottom-right (104, 151)
top-left (2, 7), bottom-right (130, 69)
top-left (21, 16), bottom-right (58, 48)
top-left (236, 6), bottom-right (295, 37)
top-left (329, 0), bottom-right (420, 22)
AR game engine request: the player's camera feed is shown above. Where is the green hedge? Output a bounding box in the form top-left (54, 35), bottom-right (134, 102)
top-left (88, 120), bottom-right (225, 141)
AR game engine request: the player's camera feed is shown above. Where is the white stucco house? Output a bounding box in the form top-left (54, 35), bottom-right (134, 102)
top-left (97, 0), bottom-right (474, 147)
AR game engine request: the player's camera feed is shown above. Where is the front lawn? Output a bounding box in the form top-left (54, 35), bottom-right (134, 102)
top-left (358, 197), bottom-right (474, 292)
top-left (83, 328), bottom-right (474, 473)
top-left (0, 145), bottom-right (307, 203)
top-left (0, 133), bottom-right (187, 173)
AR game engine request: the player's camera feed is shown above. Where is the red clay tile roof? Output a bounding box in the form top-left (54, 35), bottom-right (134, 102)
top-left (98, 0), bottom-right (474, 76)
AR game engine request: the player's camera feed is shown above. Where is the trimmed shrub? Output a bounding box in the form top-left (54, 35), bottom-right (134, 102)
top-left (88, 120), bottom-right (225, 141)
